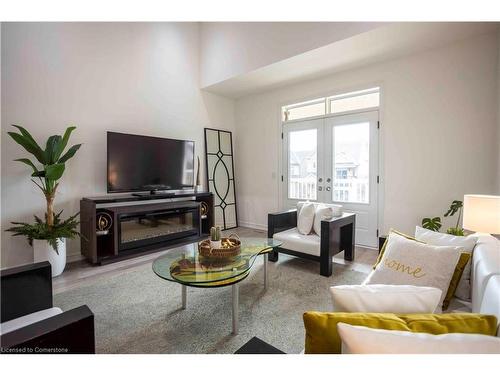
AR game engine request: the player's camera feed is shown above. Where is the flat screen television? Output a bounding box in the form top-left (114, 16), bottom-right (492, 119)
top-left (107, 131), bottom-right (195, 193)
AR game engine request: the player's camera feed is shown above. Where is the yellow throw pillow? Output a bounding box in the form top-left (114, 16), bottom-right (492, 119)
top-left (303, 311), bottom-right (498, 354)
top-left (442, 252), bottom-right (471, 310)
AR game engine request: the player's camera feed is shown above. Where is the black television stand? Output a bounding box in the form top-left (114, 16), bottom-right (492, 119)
top-left (80, 192), bottom-right (213, 265)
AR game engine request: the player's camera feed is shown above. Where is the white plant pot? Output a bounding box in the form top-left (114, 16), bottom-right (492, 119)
top-left (210, 240), bottom-right (222, 249)
top-left (33, 238), bottom-right (66, 277)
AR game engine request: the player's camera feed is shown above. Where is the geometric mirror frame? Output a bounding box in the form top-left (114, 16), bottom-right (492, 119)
top-left (204, 127), bottom-right (238, 230)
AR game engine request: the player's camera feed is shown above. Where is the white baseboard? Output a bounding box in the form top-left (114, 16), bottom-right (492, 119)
top-left (238, 221), bottom-right (267, 231)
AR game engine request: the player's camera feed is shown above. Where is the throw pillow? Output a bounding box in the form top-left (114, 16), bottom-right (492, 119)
top-left (313, 204), bottom-right (334, 236)
top-left (330, 284), bottom-right (442, 314)
top-left (415, 226), bottom-right (477, 301)
top-left (297, 202), bottom-right (315, 235)
top-left (364, 231), bottom-right (469, 310)
top-left (337, 323), bottom-right (500, 354)
top-left (373, 229), bottom-right (424, 269)
top-left (302, 311), bottom-right (498, 354)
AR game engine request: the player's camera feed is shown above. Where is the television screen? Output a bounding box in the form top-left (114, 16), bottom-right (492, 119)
top-left (107, 132), bottom-right (195, 193)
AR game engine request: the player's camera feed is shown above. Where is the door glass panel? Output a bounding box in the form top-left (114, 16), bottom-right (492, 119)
top-left (333, 123), bottom-right (369, 204)
top-left (288, 129), bottom-right (317, 200)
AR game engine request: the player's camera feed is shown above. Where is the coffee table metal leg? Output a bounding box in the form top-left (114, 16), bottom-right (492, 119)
top-left (181, 284), bottom-right (187, 309)
top-left (232, 283), bottom-right (239, 335)
top-left (264, 253), bottom-right (268, 290)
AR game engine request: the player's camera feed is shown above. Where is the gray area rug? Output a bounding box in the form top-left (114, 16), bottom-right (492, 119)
top-left (54, 256), bottom-right (366, 354)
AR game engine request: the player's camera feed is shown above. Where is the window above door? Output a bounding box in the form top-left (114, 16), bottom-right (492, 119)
top-left (282, 87), bottom-right (379, 122)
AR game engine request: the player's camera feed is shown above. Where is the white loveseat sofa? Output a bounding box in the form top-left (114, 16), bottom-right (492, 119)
top-left (470, 233), bottom-right (500, 324)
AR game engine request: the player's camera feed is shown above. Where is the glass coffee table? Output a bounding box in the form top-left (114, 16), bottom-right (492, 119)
top-left (152, 237), bottom-right (282, 334)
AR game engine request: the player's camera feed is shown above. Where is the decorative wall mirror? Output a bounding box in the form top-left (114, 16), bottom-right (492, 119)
top-left (204, 128), bottom-right (238, 230)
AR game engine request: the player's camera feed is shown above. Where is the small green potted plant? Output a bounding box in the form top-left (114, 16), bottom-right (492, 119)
top-left (443, 200), bottom-right (465, 236)
top-left (210, 226), bottom-right (222, 249)
top-left (421, 200), bottom-right (465, 236)
top-left (6, 125), bottom-right (82, 276)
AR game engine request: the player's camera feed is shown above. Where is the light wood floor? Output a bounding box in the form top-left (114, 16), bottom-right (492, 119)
top-left (53, 226), bottom-right (378, 294)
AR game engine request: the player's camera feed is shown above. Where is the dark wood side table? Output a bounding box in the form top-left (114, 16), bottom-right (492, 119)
top-left (378, 235), bottom-right (387, 253)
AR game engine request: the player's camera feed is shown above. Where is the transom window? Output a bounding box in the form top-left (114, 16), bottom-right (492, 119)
top-left (282, 87), bottom-right (379, 122)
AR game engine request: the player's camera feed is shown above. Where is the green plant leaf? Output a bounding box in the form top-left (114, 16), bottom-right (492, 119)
top-left (31, 171), bottom-right (45, 177)
top-left (446, 227), bottom-right (465, 236)
top-left (30, 179), bottom-right (47, 193)
top-left (14, 158), bottom-right (40, 174)
top-left (58, 143), bottom-right (81, 163)
top-left (10, 125), bottom-right (47, 163)
top-left (8, 131), bottom-right (46, 164)
top-left (6, 211), bottom-right (81, 252)
top-left (45, 135), bottom-right (62, 164)
top-left (55, 126), bottom-right (76, 161)
top-left (444, 200), bottom-right (463, 217)
top-left (422, 217), bottom-right (442, 232)
top-left (45, 163), bottom-right (65, 180)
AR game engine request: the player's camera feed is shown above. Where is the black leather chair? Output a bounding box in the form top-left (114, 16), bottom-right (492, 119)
top-left (1, 261), bottom-right (95, 354)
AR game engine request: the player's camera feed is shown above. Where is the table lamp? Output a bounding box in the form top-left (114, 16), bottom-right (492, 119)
top-left (463, 194), bottom-right (500, 234)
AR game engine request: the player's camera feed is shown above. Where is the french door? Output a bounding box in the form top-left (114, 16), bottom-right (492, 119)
top-left (282, 110), bottom-right (379, 247)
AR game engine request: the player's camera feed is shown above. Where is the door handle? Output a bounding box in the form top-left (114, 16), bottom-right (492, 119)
top-left (326, 178), bottom-right (331, 183)
top-left (326, 187), bottom-right (331, 191)
top-left (318, 186), bottom-right (323, 191)
top-left (318, 178), bottom-right (323, 182)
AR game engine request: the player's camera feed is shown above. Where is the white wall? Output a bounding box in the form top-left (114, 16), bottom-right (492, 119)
top-left (1, 23), bottom-right (235, 267)
top-left (497, 29), bottom-right (500, 193)
top-left (200, 22), bottom-right (383, 88)
top-left (234, 32), bottom-right (499, 235)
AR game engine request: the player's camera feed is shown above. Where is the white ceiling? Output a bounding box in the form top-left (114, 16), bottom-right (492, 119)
top-left (202, 22), bottom-right (499, 99)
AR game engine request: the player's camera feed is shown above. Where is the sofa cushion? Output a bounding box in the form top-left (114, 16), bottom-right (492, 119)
top-left (312, 205), bottom-right (333, 237)
top-left (298, 201), bottom-right (343, 237)
top-left (330, 284), bottom-right (442, 314)
top-left (337, 323), bottom-right (500, 354)
top-left (0, 307), bottom-right (63, 335)
top-left (303, 311), bottom-right (498, 354)
top-left (415, 226), bottom-right (477, 301)
top-left (272, 228), bottom-right (320, 256)
top-left (297, 202), bottom-right (315, 235)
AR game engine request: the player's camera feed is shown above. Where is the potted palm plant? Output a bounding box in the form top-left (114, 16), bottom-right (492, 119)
top-left (6, 125), bottom-right (82, 276)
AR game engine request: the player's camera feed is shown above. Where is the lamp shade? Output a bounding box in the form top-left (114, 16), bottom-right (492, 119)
top-left (463, 194), bottom-right (500, 234)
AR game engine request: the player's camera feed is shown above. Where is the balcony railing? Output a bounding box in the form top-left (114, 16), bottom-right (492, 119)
top-left (289, 177), bottom-right (317, 200)
top-left (288, 176), bottom-right (368, 203)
